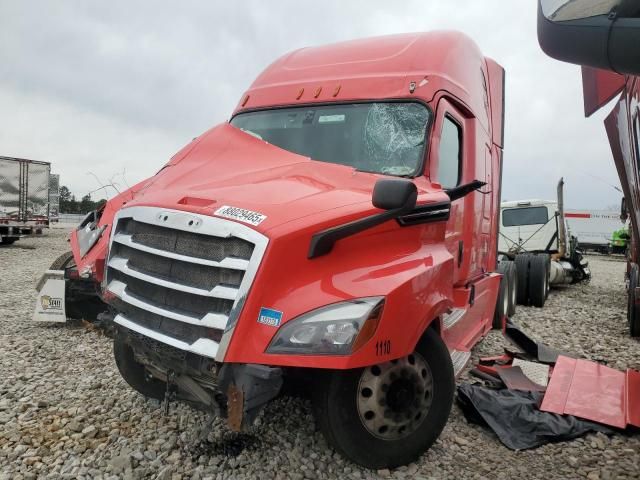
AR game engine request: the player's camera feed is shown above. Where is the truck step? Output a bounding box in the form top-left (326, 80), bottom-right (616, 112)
top-left (450, 349), bottom-right (471, 377)
top-left (442, 308), bottom-right (466, 329)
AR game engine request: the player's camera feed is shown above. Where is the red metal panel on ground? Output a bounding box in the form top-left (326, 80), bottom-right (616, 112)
top-left (540, 356), bottom-right (575, 415)
top-left (626, 369), bottom-right (640, 427)
top-left (541, 356), bottom-right (640, 429)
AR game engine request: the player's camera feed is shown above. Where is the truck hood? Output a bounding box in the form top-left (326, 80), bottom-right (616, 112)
top-left (125, 123), bottom-right (406, 232)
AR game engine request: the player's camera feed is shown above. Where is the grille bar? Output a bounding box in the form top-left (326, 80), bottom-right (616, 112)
top-left (108, 255), bottom-right (240, 300)
top-left (115, 313), bottom-right (221, 358)
top-left (112, 232), bottom-right (250, 271)
top-left (107, 280), bottom-right (228, 329)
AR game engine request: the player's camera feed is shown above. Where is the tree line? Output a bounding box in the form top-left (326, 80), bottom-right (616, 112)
top-left (59, 186), bottom-right (106, 214)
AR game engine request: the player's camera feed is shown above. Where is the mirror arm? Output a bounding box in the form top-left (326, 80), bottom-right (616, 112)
top-left (444, 180), bottom-right (487, 202)
top-left (308, 205), bottom-right (412, 259)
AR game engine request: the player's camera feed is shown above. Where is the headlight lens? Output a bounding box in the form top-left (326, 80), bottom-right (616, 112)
top-left (76, 210), bottom-right (106, 257)
top-left (266, 297), bottom-right (384, 355)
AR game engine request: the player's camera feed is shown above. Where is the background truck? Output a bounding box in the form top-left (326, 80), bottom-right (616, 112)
top-left (537, 0), bottom-right (640, 336)
top-left (34, 31), bottom-right (510, 468)
top-left (0, 156), bottom-right (52, 245)
top-left (498, 179), bottom-right (590, 308)
top-left (564, 209), bottom-right (627, 254)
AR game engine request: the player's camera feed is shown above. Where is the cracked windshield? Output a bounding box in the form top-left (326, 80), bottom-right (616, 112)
top-left (231, 102), bottom-right (430, 177)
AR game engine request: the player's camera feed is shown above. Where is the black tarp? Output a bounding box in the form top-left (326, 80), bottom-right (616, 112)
top-left (457, 383), bottom-right (613, 450)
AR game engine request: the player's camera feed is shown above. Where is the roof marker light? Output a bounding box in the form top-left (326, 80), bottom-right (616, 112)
top-left (241, 95), bottom-right (250, 107)
top-left (314, 87), bottom-right (322, 98)
top-left (333, 85), bottom-right (341, 97)
top-left (296, 88), bottom-right (304, 100)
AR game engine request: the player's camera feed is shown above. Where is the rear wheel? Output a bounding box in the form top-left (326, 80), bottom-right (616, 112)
top-left (312, 328), bottom-right (454, 469)
top-left (538, 254), bottom-right (551, 298)
top-left (1, 237), bottom-right (16, 245)
top-left (514, 255), bottom-right (531, 305)
top-left (505, 261), bottom-right (518, 316)
top-left (628, 264), bottom-right (640, 337)
top-left (528, 256), bottom-right (548, 308)
top-left (114, 333), bottom-right (165, 400)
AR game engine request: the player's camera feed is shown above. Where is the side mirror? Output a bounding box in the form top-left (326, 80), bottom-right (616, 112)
top-left (537, 0), bottom-right (640, 75)
top-left (372, 179), bottom-right (417, 212)
top-left (308, 178), bottom-right (418, 258)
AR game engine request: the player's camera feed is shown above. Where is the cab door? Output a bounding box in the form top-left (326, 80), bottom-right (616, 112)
top-left (429, 98), bottom-right (480, 286)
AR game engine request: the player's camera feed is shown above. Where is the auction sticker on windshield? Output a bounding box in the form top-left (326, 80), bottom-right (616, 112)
top-left (214, 205), bottom-right (266, 226)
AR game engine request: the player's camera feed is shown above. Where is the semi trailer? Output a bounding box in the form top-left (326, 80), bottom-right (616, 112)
top-left (33, 32), bottom-right (509, 468)
top-left (564, 209), bottom-right (626, 254)
top-left (0, 156), bottom-right (52, 244)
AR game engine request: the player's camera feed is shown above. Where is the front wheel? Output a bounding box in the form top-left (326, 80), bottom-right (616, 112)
top-left (312, 328), bottom-right (454, 469)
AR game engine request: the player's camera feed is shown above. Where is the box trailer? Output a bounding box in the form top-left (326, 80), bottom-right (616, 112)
top-left (564, 209), bottom-right (626, 254)
top-left (0, 156), bottom-right (51, 244)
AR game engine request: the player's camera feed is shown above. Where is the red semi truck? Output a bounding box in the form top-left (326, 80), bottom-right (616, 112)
top-left (34, 32), bottom-right (508, 467)
top-left (537, 0), bottom-right (640, 337)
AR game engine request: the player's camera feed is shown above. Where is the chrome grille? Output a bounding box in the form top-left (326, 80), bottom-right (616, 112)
top-left (105, 206), bottom-right (268, 360)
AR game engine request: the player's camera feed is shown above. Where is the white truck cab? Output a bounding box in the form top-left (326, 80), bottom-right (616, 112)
top-left (499, 199), bottom-right (567, 254)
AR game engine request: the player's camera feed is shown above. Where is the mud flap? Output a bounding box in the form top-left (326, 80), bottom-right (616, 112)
top-left (33, 270), bottom-right (66, 322)
top-left (218, 364), bottom-right (283, 431)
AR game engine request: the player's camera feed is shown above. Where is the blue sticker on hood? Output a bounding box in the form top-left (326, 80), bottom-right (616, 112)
top-left (257, 307), bottom-right (283, 327)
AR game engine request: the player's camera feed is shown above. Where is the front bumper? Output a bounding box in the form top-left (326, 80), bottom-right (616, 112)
top-left (119, 327), bottom-right (282, 429)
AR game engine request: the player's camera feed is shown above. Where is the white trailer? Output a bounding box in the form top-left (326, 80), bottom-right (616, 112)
top-left (0, 156), bottom-right (52, 244)
top-left (564, 210), bottom-right (625, 253)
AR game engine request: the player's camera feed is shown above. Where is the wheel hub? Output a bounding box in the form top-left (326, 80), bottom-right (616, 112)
top-left (356, 352), bottom-right (434, 440)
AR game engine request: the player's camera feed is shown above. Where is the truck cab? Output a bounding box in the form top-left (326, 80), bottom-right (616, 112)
top-left (499, 199), bottom-right (562, 253)
top-left (35, 31), bottom-right (507, 468)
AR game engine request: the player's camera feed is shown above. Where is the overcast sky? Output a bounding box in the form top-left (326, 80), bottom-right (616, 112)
top-left (0, 0), bottom-right (623, 209)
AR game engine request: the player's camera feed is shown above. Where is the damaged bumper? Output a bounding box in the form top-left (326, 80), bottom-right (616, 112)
top-left (121, 328), bottom-right (283, 430)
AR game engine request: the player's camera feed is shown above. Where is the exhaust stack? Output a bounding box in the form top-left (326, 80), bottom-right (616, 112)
top-left (555, 177), bottom-right (567, 259)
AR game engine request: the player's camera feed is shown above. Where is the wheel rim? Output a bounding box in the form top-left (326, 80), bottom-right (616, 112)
top-left (510, 275), bottom-right (517, 310)
top-left (356, 352), bottom-right (434, 440)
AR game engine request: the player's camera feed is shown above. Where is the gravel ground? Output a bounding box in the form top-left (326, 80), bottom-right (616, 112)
top-left (1, 227), bottom-right (639, 480)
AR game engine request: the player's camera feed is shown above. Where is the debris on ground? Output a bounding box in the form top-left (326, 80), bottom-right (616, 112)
top-left (458, 322), bottom-right (639, 450)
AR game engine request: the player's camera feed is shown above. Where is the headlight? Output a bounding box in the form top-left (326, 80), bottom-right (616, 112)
top-left (77, 210), bottom-right (106, 257)
top-left (266, 297), bottom-right (384, 355)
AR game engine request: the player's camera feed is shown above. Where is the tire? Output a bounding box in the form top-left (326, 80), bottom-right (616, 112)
top-left (50, 251), bottom-right (75, 270)
top-left (538, 253), bottom-right (551, 298)
top-left (312, 328), bottom-right (454, 469)
top-left (514, 255), bottom-right (531, 305)
top-left (1, 238), bottom-right (16, 245)
top-left (494, 262), bottom-right (510, 328)
top-left (528, 256), bottom-right (548, 308)
top-left (114, 334), bottom-right (165, 400)
top-left (505, 261), bottom-right (518, 316)
top-left (628, 264), bottom-right (640, 337)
